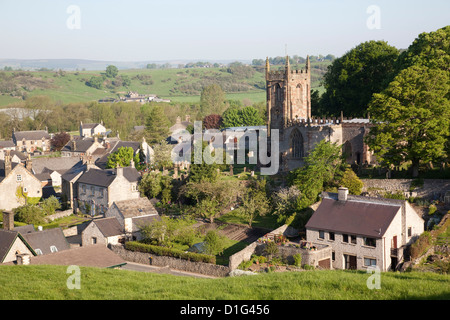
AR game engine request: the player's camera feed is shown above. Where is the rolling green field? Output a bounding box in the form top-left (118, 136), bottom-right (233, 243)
top-left (0, 265), bottom-right (448, 300)
top-left (0, 62), bottom-right (328, 107)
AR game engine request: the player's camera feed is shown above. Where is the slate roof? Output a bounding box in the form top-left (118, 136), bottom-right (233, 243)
top-left (26, 244), bottom-right (126, 268)
top-left (0, 229), bottom-right (20, 263)
top-left (13, 130), bottom-right (51, 141)
top-left (113, 197), bottom-right (159, 218)
top-left (305, 194), bottom-right (402, 238)
top-left (31, 156), bottom-right (81, 175)
top-left (0, 229), bottom-right (35, 263)
top-left (77, 167), bottom-right (140, 187)
top-left (81, 123), bottom-right (102, 129)
top-left (92, 217), bottom-right (124, 237)
top-left (61, 137), bottom-right (105, 153)
top-left (0, 140), bottom-right (15, 149)
top-left (61, 160), bottom-right (88, 183)
top-left (21, 227), bottom-right (70, 255)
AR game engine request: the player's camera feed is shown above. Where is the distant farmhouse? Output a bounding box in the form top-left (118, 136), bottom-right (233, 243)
top-left (99, 91), bottom-right (170, 104)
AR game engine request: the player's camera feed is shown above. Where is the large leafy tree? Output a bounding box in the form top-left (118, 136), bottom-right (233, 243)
top-left (221, 105), bottom-right (265, 128)
top-left (106, 146), bottom-right (140, 169)
top-left (288, 140), bottom-right (346, 210)
top-left (320, 40), bottom-right (399, 117)
top-left (105, 65), bottom-right (119, 78)
top-left (50, 131), bottom-right (70, 151)
top-left (365, 65), bottom-right (450, 177)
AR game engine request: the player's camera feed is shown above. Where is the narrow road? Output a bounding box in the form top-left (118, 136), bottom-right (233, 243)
top-left (120, 261), bottom-right (218, 279)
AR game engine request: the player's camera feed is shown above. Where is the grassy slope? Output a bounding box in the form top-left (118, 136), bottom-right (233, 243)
top-left (0, 62), bottom-right (328, 107)
top-left (0, 265), bottom-right (448, 300)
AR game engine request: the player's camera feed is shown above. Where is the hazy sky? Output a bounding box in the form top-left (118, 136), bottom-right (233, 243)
top-left (0, 0), bottom-right (449, 61)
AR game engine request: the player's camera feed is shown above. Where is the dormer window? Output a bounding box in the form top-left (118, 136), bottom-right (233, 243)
top-left (50, 246), bottom-right (58, 253)
top-left (35, 249), bottom-right (43, 255)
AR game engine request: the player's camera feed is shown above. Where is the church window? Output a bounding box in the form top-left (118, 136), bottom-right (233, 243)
top-left (290, 130), bottom-right (304, 159)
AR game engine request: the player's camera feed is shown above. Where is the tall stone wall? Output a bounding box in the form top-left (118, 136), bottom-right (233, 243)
top-left (361, 179), bottom-right (450, 200)
top-left (109, 244), bottom-right (230, 278)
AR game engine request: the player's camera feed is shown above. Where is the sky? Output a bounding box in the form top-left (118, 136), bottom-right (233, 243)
top-left (0, 0), bottom-right (449, 62)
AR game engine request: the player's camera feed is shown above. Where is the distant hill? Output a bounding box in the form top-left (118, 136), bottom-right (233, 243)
top-left (0, 59), bottom-right (252, 71)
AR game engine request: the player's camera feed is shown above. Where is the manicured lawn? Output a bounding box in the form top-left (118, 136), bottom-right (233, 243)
top-left (0, 265), bottom-right (448, 300)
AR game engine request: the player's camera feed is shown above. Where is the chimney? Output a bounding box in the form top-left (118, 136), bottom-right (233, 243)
top-left (130, 158), bottom-right (135, 168)
top-left (16, 253), bottom-right (30, 265)
top-left (338, 187), bottom-right (349, 201)
top-left (3, 211), bottom-right (14, 230)
top-left (71, 140), bottom-right (76, 151)
top-left (116, 164), bottom-right (123, 177)
top-left (4, 150), bottom-right (12, 176)
top-left (185, 115), bottom-right (190, 122)
top-left (25, 153), bottom-right (32, 171)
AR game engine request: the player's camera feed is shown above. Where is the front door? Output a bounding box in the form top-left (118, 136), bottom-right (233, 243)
top-left (344, 254), bottom-right (357, 270)
top-left (392, 236), bottom-right (397, 249)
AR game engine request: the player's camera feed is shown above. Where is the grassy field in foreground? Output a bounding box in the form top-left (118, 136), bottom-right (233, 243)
top-left (0, 265), bottom-right (448, 300)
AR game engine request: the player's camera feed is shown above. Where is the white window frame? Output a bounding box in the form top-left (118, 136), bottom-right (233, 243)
top-left (50, 245), bottom-right (58, 253)
top-left (16, 174), bottom-right (22, 182)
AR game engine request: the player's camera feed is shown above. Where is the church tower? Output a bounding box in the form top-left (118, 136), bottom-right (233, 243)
top-left (266, 56), bottom-right (311, 132)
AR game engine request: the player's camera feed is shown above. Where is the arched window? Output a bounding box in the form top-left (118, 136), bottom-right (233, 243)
top-left (290, 130), bottom-right (304, 159)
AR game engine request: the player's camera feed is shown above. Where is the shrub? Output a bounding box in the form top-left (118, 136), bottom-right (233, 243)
top-left (410, 231), bottom-right (432, 259)
top-left (293, 253), bottom-right (302, 267)
top-left (428, 204), bottom-right (437, 215)
top-left (125, 241), bottom-right (216, 264)
top-left (303, 264), bottom-right (314, 270)
top-left (264, 242), bottom-right (279, 258)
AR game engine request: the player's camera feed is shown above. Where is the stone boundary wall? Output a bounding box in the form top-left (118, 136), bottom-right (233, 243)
top-left (45, 209), bottom-right (73, 222)
top-left (110, 244), bottom-right (230, 278)
top-left (361, 179), bottom-right (450, 200)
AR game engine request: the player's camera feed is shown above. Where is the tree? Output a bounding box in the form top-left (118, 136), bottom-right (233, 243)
top-left (339, 168), bottom-right (363, 195)
top-left (202, 114), bottom-right (223, 129)
top-left (221, 105), bottom-right (265, 128)
top-left (106, 146), bottom-right (135, 169)
top-left (50, 131), bottom-right (70, 151)
top-left (366, 65), bottom-right (450, 177)
top-left (151, 140), bottom-right (173, 169)
top-left (272, 186), bottom-right (301, 221)
top-left (13, 204), bottom-right (45, 225)
top-left (321, 41), bottom-right (399, 117)
top-left (105, 65), bottom-right (119, 78)
top-left (145, 105), bottom-right (171, 144)
top-left (41, 196), bottom-right (61, 216)
top-left (200, 84), bottom-right (226, 115)
top-left (204, 230), bottom-right (226, 256)
top-left (240, 180), bottom-right (270, 227)
top-left (288, 140), bottom-right (346, 210)
top-left (87, 76), bottom-right (103, 89)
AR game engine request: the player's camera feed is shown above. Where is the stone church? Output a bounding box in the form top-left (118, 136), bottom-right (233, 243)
top-left (265, 56), bottom-right (376, 172)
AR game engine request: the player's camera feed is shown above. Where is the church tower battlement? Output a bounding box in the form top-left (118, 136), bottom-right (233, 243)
top-left (266, 56), bottom-right (311, 132)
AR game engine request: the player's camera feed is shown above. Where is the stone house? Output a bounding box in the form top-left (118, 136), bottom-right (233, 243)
top-left (0, 212), bottom-right (35, 263)
top-left (79, 121), bottom-right (107, 138)
top-left (0, 152), bottom-right (42, 211)
top-left (60, 136), bottom-right (106, 158)
top-left (12, 128), bottom-right (51, 153)
top-left (305, 188), bottom-right (424, 271)
top-left (76, 165), bottom-right (141, 216)
top-left (81, 217), bottom-right (125, 246)
top-left (105, 197), bottom-right (160, 241)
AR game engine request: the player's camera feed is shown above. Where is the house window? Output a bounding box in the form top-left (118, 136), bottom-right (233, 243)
top-left (82, 184), bottom-right (86, 193)
top-left (35, 249), bottom-right (43, 255)
top-left (408, 227), bottom-right (412, 237)
top-left (99, 188), bottom-right (104, 198)
top-left (364, 237), bottom-right (377, 247)
top-left (318, 230), bottom-right (325, 239)
top-left (332, 251), bottom-right (335, 261)
top-left (343, 234), bottom-right (349, 243)
top-left (92, 237), bottom-right (97, 245)
top-left (132, 184), bottom-right (137, 192)
top-left (364, 258), bottom-right (377, 267)
top-left (16, 175), bottom-right (22, 182)
top-left (23, 187), bottom-right (28, 193)
top-left (350, 235), bottom-right (357, 244)
top-left (50, 246), bottom-right (58, 253)
top-left (329, 232), bottom-right (335, 241)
